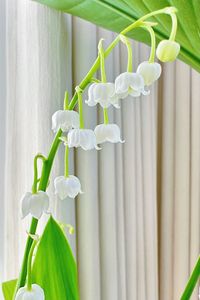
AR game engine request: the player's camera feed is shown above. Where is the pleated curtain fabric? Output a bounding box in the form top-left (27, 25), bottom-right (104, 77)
top-left (2, 1), bottom-right (200, 300)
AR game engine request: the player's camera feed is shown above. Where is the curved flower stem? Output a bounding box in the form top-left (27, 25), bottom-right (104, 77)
top-left (76, 87), bottom-right (84, 129)
top-left (26, 239), bottom-right (38, 291)
top-left (169, 12), bottom-right (178, 41)
top-left (98, 39), bottom-right (110, 125)
top-left (32, 154), bottom-right (46, 194)
top-left (141, 25), bottom-right (156, 63)
top-left (98, 39), bottom-right (107, 83)
top-left (64, 145), bottom-right (69, 178)
top-left (14, 7), bottom-right (178, 298)
top-left (120, 35), bottom-right (133, 72)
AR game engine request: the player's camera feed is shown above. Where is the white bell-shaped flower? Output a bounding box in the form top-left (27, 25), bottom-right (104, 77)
top-left (94, 124), bottom-right (124, 144)
top-left (52, 110), bottom-right (79, 132)
top-left (86, 82), bottom-right (120, 108)
top-left (67, 129), bottom-right (100, 150)
top-left (156, 40), bottom-right (180, 62)
top-left (54, 175), bottom-right (82, 200)
top-left (136, 61), bottom-right (162, 86)
top-left (21, 191), bottom-right (49, 219)
top-left (115, 72), bottom-right (149, 99)
top-left (15, 284), bottom-right (45, 300)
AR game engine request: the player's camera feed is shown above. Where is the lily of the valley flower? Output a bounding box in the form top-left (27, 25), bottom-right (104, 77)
top-left (54, 175), bottom-right (82, 200)
top-left (21, 191), bottom-right (49, 219)
top-left (94, 124), bottom-right (124, 144)
top-left (15, 284), bottom-right (45, 300)
top-left (115, 72), bottom-right (150, 99)
top-left (52, 110), bottom-right (79, 132)
top-left (86, 83), bottom-right (120, 108)
top-left (156, 40), bottom-right (180, 62)
top-left (67, 129), bottom-right (100, 150)
top-left (137, 61), bottom-right (162, 86)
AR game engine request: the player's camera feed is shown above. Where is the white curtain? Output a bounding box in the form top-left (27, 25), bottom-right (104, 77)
top-left (1, 1), bottom-right (200, 300)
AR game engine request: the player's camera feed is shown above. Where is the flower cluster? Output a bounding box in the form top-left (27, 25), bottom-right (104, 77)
top-left (16, 7), bottom-right (181, 300)
top-left (20, 26), bottom-right (180, 221)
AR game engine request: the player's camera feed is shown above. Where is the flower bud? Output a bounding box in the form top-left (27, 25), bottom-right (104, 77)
top-left (15, 284), bottom-right (45, 300)
top-left (94, 124), bottom-right (124, 144)
top-left (68, 129), bottom-right (100, 150)
top-left (21, 191), bottom-right (49, 219)
top-left (52, 110), bottom-right (79, 133)
top-left (137, 61), bottom-right (161, 86)
top-left (54, 175), bottom-right (82, 200)
top-left (156, 40), bottom-right (180, 62)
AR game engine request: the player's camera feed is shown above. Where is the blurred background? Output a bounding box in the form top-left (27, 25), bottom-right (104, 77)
top-left (0, 1), bottom-right (200, 299)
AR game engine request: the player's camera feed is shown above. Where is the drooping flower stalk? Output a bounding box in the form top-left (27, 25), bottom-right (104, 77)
top-left (32, 154), bottom-right (46, 194)
top-left (98, 39), bottom-right (111, 125)
top-left (141, 23), bottom-right (156, 63)
top-left (120, 35), bottom-right (133, 72)
top-left (64, 145), bottom-right (69, 178)
top-left (167, 7), bottom-right (178, 41)
top-left (14, 7), bottom-right (180, 298)
top-left (76, 86), bottom-right (84, 129)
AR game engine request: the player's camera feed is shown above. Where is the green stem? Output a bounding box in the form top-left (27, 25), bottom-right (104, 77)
top-left (13, 129), bottom-right (62, 298)
top-left (64, 145), bottom-right (69, 178)
top-left (76, 87), bottom-right (84, 129)
top-left (180, 256), bottom-right (200, 300)
top-left (103, 108), bottom-right (109, 125)
top-left (14, 7), bottom-right (177, 298)
top-left (98, 39), bottom-right (107, 83)
top-left (169, 13), bottom-right (178, 41)
top-left (120, 35), bottom-right (133, 72)
top-left (32, 154), bottom-right (46, 194)
top-left (27, 239), bottom-right (37, 291)
top-left (142, 25), bottom-right (156, 63)
top-left (64, 91), bottom-right (69, 110)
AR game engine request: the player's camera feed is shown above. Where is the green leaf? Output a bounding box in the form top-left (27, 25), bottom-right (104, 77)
top-left (33, 0), bottom-right (200, 72)
top-left (32, 216), bottom-right (79, 300)
top-left (2, 279), bottom-right (17, 300)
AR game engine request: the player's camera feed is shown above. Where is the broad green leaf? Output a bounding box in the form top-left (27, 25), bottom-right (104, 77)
top-left (32, 216), bottom-right (79, 300)
top-left (2, 279), bottom-right (17, 300)
top-left (33, 0), bottom-right (200, 72)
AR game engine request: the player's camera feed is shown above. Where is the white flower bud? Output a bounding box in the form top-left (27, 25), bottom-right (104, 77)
top-left (52, 110), bottom-right (79, 132)
top-left (94, 124), bottom-right (124, 144)
top-left (156, 40), bottom-right (180, 62)
top-left (137, 61), bottom-right (162, 86)
top-left (15, 284), bottom-right (45, 300)
top-left (86, 83), bottom-right (120, 108)
top-left (54, 175), bottom-right (82, 200)
top-left (115, 72), bottom-right (150, 99)
top-left (21, 191), bottom-right (49, 219)
top-left (67, 129), bottom-right (100, 150)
